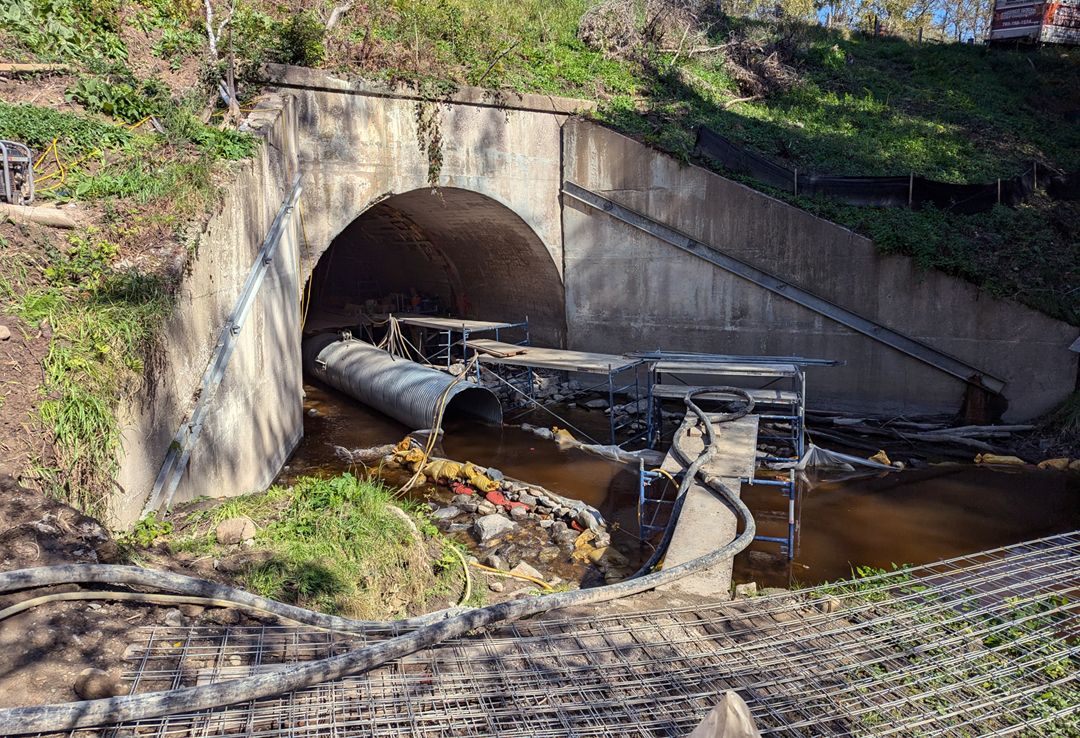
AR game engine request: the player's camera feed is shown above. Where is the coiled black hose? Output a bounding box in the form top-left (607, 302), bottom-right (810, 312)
top-left (0, 389), bottom-right (756, 735)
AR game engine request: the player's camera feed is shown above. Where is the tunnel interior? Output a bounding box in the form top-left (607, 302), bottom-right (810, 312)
top-left (305, 187), bottom-right (566, 349)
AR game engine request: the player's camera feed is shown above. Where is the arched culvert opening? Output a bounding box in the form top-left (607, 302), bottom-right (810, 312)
top-left (305, 187), bottom-right (566, 349)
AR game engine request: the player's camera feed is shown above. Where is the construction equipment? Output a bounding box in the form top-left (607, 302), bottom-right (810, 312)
top-left (0, 140), bottom-right (34, 205)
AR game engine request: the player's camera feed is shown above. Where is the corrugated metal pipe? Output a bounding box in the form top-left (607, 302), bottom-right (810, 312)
top-left (302, 334), bottom-right (503, 429)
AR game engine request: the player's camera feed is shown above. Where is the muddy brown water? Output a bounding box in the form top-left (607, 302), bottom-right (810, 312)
top-left (282, 380), bottom-right (1080, 591)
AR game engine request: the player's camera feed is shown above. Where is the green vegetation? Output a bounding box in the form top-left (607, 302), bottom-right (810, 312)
top-left (0, 221), bottom-right (175, 514)
top-left (171, 474), bottom-right (477, 618)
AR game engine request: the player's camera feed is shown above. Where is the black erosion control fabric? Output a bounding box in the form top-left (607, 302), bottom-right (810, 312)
top-left (695, 126), bottom-right (1079, 213)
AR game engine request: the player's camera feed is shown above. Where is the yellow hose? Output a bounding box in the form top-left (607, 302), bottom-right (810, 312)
top-left (651, 468), bottom-right (680, 487)
top-left (469, 562), bottom-right (553, 591)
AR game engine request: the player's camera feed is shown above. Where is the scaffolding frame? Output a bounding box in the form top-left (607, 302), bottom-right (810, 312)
top-left (89, 531), bottom-right (1080, 738)
top-left (392, 315), bottom-right (530, 368)
top-left (476, 349), bottom-right (653, 447)
top-left (649, 361), bottom-right (806, 461)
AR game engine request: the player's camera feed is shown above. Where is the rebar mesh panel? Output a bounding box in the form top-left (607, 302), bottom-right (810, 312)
top-left (57, 532), bottom-right (1080, 737)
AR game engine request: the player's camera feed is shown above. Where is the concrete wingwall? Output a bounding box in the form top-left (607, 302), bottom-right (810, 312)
top-left (113, 96), bottom-right (304, 530)
top-left (561, 119), bottom-right (1079, 421)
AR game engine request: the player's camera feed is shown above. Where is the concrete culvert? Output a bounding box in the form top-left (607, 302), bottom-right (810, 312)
top-left (302, 334), bottom-right (503, 429)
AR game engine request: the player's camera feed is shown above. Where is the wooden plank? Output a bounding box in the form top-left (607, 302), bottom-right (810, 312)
top-left (0, 63), bottom-right (69, 74)
top-left (654, 361), bottom-right (798, 377)
top-left (656, 414), bottom-right (759, 599)
top-left (653, 384), bottom-right (799, 404)
top-left (468, 338), bottom-right (530, 357)
top-left (479, 346), bottom-right (643, 373)
top-left (395, 316), bottom-right (520, 331)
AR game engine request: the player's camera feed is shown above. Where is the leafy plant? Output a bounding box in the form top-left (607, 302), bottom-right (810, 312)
top-left (119, 511), bottom-right (173, 547)
top-left (67, 76), bottom-right (168, 124)
top-left (279, 10), bottom-right (325, 66)
top-left (0, 0), bottom-right (126, 60)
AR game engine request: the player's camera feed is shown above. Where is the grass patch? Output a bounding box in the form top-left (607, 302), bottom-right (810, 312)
top-left (171, 474), bottom-right (473, 619)
top-left (0, 225), bottom-right (175, 515)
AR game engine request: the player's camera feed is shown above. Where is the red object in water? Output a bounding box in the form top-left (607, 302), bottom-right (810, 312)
top-left (486, 490), bottom-right (528, 510)
top-left (450, 481), bottom-right (475, 496)
top-left (570, 521), bottom-right (583, 532)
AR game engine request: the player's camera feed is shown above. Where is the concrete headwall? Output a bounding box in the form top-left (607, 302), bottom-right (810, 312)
top-left (267, 65), bottom-right (593, 347)
top-left (113, 96), bottom-right (303, 529)
top-left (561, 119), bottom-right (1079, 421)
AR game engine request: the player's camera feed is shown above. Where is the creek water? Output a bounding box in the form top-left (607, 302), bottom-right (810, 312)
top-left (281, 379), bottom-right (1080, 590)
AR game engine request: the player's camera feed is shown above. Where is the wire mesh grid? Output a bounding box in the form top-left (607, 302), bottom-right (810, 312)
top-left (65, 531), bottom-right (1080, 737)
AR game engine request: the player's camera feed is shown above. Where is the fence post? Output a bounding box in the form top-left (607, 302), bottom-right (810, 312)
top-left (794, 168), bottom-right (798, 197)
top-left (908, 173), bottom-right (913, 208)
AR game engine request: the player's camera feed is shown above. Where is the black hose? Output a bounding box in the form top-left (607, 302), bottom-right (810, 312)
top-left (0, 389), bottom-right (756, 735)
top-left (629, 387), bottom-right (754, 578)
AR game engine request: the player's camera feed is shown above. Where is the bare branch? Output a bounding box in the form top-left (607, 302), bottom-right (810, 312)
top-left (325, 2), bottom-right (353, 32)
top-left (204, 0), bottom-right (217, 60)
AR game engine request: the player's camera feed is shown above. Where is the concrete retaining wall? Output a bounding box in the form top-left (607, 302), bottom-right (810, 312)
top-left (561, 119), bottom-right (1079, 421)
top-left (113, 96), bottom-right (303, 529)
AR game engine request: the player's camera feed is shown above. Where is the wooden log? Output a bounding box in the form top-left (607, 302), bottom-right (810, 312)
top-left (0, 203), bottom-right (77, 228)
top-left (922, 424), bottom-right (1034, 437)
top-left (897, 432), bottom-right (995, 451)
top-left (0, 63), bottom-right (69, 74)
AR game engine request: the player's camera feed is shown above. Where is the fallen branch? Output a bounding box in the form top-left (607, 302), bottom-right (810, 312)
top-left (477, 38), bottom-right (522, 86)
top-left (0, 203), bottom-right (76, 228)
top-left (922, 425), bottom-right (1034, 437)
top-left (723, 95), bottom-right (759, 109)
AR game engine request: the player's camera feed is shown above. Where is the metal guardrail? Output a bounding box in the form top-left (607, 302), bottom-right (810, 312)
top-left (141, 175), bottom-right (302, 518)
top-left (562, 182), bottom-right (1006, 395)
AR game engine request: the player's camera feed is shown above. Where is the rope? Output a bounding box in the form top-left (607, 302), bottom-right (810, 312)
top-left (469, 562), bottom-right (554, 591)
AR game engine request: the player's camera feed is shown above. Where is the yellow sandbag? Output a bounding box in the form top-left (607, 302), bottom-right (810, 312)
top-left (423, 459), bottom-right (462, 481)
top-left (868, 450), bottom-right (891, 466)
top-left (395, 438), bottom-right (412, 453)
top-left (553, 426), bottom-right (575, 441)
top-left (1070, 460), bottom-right (1080, 473)
top-left (462, 462), bottom-right (499, 492)
top-left (394, 447), bottom-right (427, 471)
top-left (1037, 458), bottom-right (1070, 471)
top-left (572, 530), bottom-right (597, 561)
top-left (975, 453), bottom-right (1026, 466)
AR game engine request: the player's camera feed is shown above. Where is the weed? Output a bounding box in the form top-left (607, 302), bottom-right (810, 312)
top-left (118, 511), bottom-right (172, 548)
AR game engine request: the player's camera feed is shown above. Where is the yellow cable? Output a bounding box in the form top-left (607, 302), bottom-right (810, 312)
top-left (447, 544), bottom-right (472, 606)
top-left (125, 115), bottom-right (153, 131)
top-left (469, 562), bottom-right (553, 591)
top-left (398, 353), bottom-right (479, 495)
top-left (33, 140), bottom-right (55, 169)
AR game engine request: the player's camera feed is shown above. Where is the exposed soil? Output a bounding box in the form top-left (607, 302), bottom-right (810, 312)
top-left (0, 313), bottom-right (54, 483)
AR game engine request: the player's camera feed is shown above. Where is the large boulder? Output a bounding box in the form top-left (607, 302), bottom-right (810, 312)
top-left (215, 517), bottom-right (256, 545)
top-left (473, 514), bottom-right (515, 542)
